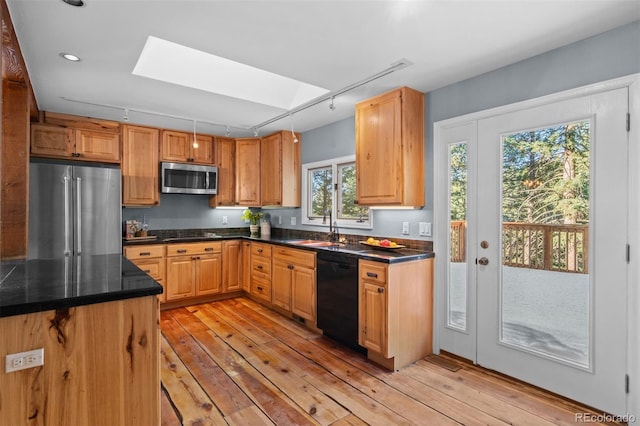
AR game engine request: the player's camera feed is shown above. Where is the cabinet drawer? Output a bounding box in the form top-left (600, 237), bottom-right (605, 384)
top-left (251, 243), bottom-right (272, 258)
top-left (131, 258), bottom-right (165, 281)
top-left (251, 278), bottom-right (271, 302)
top-left (124, 245), bottom-right (164, 260)
top-left (166, 242), bottom-right (221, 256)
top-left (360, 260), bottom-right (387, 285)
top-left (273, 246), bottom-right (315, 268)
top-left (251, 256), bottom-right (271, 279)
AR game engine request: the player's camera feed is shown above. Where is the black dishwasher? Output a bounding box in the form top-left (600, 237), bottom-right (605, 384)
top-left (316, 251), bottom-right (366, 354)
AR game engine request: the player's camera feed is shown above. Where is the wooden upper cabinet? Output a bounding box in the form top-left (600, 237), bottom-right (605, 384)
top-left (31, 124), bottom-right (120, 163)
top-left (235, 138), bottom-right (261, 206)
top-left (355, 86), bottom-right (424, 206)
top-left (161, 130), bottom-right (214, 164)
top-left (210, 136), bottom-right (235, 207)
top-left (261, 131), bottom-right (301, 207)
top-left (122, 124), bottom-right (160, 206)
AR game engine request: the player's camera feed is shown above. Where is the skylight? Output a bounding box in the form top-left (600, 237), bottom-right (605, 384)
top-left (132, 36), bottom-right (329, 110)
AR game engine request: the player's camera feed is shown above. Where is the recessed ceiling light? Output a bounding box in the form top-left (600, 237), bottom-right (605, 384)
top-left (60, 53), bottom-right (81, 62)
top-left (61, 0), bottom-right (85, 6)
top-left (132, 36), bottom-right (329, 110)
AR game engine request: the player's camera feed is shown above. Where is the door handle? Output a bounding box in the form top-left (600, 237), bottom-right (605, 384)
top-left (478, 257), bottom-right (489, 266)
top-left (76, 177), bottom-right (82, 255)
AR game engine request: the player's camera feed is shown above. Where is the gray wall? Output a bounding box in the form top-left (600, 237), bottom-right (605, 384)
top-left (124, 20), bottom-right (639, 238)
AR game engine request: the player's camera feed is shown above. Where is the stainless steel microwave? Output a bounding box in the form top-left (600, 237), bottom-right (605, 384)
top-left (161, 162), bottom-right (218, 195)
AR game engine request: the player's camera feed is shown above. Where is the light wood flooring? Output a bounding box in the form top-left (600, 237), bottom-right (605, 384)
top-left (160, 297), bottom-right (622, 425)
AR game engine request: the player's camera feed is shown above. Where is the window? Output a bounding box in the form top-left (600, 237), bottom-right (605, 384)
top-left (302, 155), bottom-right (372, 229)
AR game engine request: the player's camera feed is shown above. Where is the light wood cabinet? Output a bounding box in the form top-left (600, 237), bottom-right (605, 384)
top-left (358, 258), bottom-right (433, 370)
top-left (166, 242), bottom-right (222, 301)
top-left (222, 240), bottom-right (242, 293)
top-left (355, 86), bottom-right (424, 206)
top-left (161, 130), bottom-right (214, 164)
top-left (124, 244), bottom-right (166, 302)
top-left (210, 136), bottom-right (235, 207)
top-left (250, 242), bottom-right (272, 302)
top-left (235, 138), bottom-right (261, 206)
top-left (272, 246), bottom-right (316, 321)
top-left (122, 124), bottom-right (160, 206)
top-left (260, 131), bottom-right (301, 207)
top-left (0, 297), bottom-right (159, 425)
top-left (31, 124), bottom-right (120, 163)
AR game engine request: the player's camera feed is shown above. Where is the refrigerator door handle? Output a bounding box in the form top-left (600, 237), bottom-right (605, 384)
top-left (64, 174), bottom-right (71, 256)
top-left (76, 177), bottom-right (82, 255)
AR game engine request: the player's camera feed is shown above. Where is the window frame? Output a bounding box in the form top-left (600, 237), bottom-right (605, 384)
top-left (301, 155), bottom-right (373, 230)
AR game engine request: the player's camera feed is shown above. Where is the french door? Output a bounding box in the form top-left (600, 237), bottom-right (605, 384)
top-left (435, 87), bottom-right (629, 415)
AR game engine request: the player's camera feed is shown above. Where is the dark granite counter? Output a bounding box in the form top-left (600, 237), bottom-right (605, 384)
top-left (122, 234), bottom-right (434, 264)
top-left (0, 254), bottom-right (163, 318)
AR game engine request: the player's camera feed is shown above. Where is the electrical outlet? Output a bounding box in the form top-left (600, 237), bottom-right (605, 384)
top-left (5, 348), bottom-right (44, 373)
top-left (222, 215), bottom-right (228, 225)
top-left (402, 222), bottom-right (410, 235)
top-left (290, 217), bottom-right (296, 226)
top-left (419, 222), bottom-right (432, 237)
top-left (278, 216), bottom-right (282, 225)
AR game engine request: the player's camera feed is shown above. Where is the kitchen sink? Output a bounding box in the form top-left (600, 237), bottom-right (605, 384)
top-left (287, 239), bottom-right (341, 247)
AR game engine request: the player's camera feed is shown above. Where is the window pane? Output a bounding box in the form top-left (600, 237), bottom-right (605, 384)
top-left (339, 163), bottom-right (369, 221)
top-left (309, 167), bottom-right (332, 218)
top-left (449, 142), bottom-right (467, 330)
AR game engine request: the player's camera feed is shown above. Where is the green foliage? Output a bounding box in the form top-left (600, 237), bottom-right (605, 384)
top-left (449, 143), bottom-right (467, 221)
top-left (240, 208), bottom-right (263, 225)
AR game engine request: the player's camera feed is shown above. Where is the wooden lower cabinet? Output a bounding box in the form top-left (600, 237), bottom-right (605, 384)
top-left (124, 244), bottom-right (166, 302)
top-left (250, 242), bottom-right (272, 302)
top-left (358, 258), bottom-right (434, 371)
top-left (241, 240), bottom-right (251, 291)
top-left (166, 242), bottom-right (222, 301)
top-left (0, 296), bottom-right (159, 425)
top-left (271, 246), bottom-right (316, 321)
top-left (222, 240), bottom-right (242, 293)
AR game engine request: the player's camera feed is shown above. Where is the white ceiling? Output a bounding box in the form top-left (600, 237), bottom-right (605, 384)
top-left (6, 0), bottom-right (640, 137)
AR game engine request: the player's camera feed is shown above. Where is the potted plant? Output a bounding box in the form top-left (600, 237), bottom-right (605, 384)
top-left (241, 209), bottom-right (264, 237)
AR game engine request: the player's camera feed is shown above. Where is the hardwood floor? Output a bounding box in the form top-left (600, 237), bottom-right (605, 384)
top-left (160, 297), bottom-right (621, 425)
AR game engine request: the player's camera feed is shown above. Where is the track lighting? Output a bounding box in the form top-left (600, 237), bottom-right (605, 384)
top-left (289, 113), bottom-right (299, 144)
top-left (329, 97), bottom-right (335, 111)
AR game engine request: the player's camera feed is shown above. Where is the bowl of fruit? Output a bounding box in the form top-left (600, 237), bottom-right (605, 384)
top-left (360, 237), bottom-right (405, 250)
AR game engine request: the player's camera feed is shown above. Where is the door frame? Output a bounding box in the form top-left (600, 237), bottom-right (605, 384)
top-left (433, 73), bottom-right (639, 418)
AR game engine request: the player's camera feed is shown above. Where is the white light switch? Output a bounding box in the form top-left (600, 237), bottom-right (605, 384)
top-left (419, 222), bottom-right (432, 237)
top-left (291, 217), bottom-right (296, 226)
top-left (222, 216), bottom-right (228, 225)
top-left (402, 222), bottom-right (410, 235)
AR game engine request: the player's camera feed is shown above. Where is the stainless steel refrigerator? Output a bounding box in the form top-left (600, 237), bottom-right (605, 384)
top-left (28, 161), bottom-right (122, 259)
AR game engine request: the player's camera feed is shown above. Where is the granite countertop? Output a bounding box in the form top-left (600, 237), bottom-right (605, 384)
top-left (123, 234), bottom-right (434, 264)
top-left (0, 254), bottom-right (163, 318)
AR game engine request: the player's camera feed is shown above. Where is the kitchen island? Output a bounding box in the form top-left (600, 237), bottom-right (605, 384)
top-left (0, 254), bottom-right (162, 425)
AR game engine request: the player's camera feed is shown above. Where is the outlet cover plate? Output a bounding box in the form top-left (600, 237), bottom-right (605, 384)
top-left (5, 348), bottom-right (44, 373)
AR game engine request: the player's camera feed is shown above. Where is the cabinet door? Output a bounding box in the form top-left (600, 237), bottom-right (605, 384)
top-left (355, 89), bottom-right (403, 205)
top-left (359, 281), bottom-right (388, 356)
top-left (222, 240), bottom-right (242, 293)
top-left (291, 265), bottom-right (315, 322)
top-left (166, 256), bottom-right (195, 300)
top-left (161, 130), bottom-right (190, 162)
top-left (131, 258), bottom-right (166, 302)
top-left (75, 129), bottom-right (120, 163)
top-left (260, 132), bottom-right (282, 206)
top-left (122, 125), bottom-right (159, 206)
top-left (30, 124), bottom-right (74, 158)
top-left (272, 259), bottom-right (292, 311)
top-left (210, 137), bottom-right (235, 206)
top-left (235, 138), bottom-right (261, 206)
top-left (196, 254), bottom-right (222, 295)
top-left (192, 134), bottom-right (214, 164)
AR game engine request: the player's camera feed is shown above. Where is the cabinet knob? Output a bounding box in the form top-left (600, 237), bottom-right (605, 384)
top-left (288, 264), bottom-right (294, 270)
top-left (257, 286), bottom-right (263, 291)
top-left (377, 287), bottom-right (384, 293)
top-left (257, 265), bottom-right (263, 270)
top-left (257, 248), bottom-right (263, 253)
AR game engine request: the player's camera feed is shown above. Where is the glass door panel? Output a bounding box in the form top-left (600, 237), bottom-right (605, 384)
top-left (449, 142), bottom-right (468, 330)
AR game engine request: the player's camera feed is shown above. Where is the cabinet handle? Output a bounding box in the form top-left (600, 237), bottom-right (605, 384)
top-left (139, 252), bottom-right (151, 256)
top-left (257, 265), bottom-right (263, 270)
top-left (257, 248), bottom-right (263, 253)
top-left (143, 269), bottom-right (151, 273)
top-left (377, 287), bottom-right (384, 293)
top-left (366, 272), bottom-right (378, 278)
top-left (288, 264), bottom-right (294, 270)
top-left (177, 249), bottom-right (187, 253)
top-left (257, 286), bottom-right (263, 291)
top-left (204, 247), bottom-right (213, 252)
